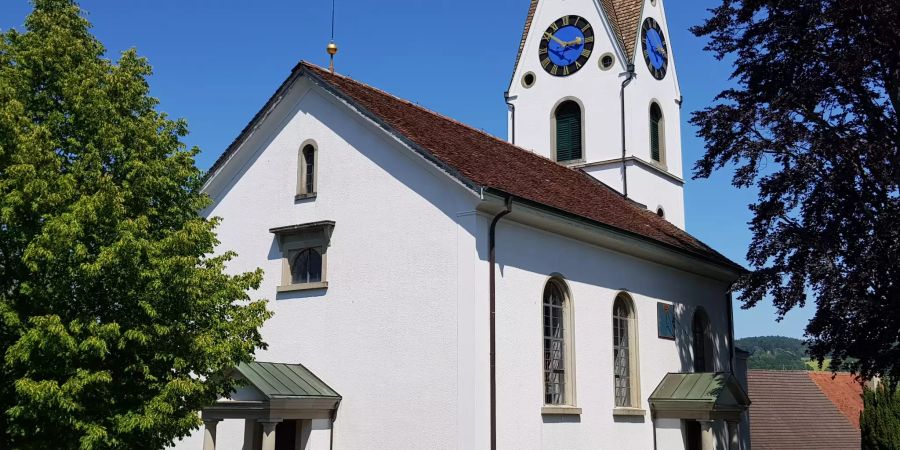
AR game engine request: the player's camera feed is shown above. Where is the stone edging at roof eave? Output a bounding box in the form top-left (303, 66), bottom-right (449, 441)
top-left (482, 187), bottom-right (747, 277)
top-left (204, 62), bottom-right (306, 185)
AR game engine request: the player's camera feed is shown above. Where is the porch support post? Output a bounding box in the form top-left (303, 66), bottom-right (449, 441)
top-left (259, 420), bottom-right (282, 450)
top-left (727, 420), bottom-right (741, 450)
top-left (202, 419), bottom-right (222, 450)
top-left (700, 420), bottom-right (716, 450)
top-left (242, 419), bottom-right (257, 450)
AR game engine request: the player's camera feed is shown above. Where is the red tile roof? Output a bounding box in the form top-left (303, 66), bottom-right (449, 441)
top-left (511, 0), bottom-right (539, 79)
top-left (809, 372), bottom-right (864, 429)
top-left (510, 0), bottom-right (645, 77)
top-left (599, 0), bottom-right (645, 63)
top-left (208, 61), bottom-right (742, 272)
top-left (748, 371), bottom-right (861, 450)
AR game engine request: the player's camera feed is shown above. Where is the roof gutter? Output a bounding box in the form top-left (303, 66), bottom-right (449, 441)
top-left (482, 188), bottom-right (746, 278)
top-left (488, 195), bottom-right (513, 450)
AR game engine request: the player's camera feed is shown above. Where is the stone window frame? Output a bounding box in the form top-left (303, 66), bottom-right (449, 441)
top-left (270, 221), bottom-right (334, 293)
top-left (550, 97), bottom-right (586, 165)
top-left (649, 101), bottom-right (667, 168)
top-left (296, 139), bottom-right (318, 200)
top-left (541, 276), bottom-right (581, 415)
top-left (612, 292), bottom-right (645, 415)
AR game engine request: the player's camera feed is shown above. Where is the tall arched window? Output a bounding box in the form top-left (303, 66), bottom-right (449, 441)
top-left (298, 143), bottom-right (317, 197)
top-left (554, 101), bottom-right (583, 163)
top-left (613, 293), bottom-right (639, 407)
top-left (692, 309), bottom-right (711, 372)
top-left (649, 103), bottom-right (665, 163)
top-left (543, 279), bottom-right (574, 406)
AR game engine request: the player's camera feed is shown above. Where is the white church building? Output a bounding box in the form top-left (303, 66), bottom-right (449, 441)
top-left (182, 0), bottom-right (751, 449)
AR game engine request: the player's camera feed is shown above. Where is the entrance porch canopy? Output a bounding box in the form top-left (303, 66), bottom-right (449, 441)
top-left (202, 361), bottom-right (341, 421)
top-left (650, 372), bottom-right (750, 422)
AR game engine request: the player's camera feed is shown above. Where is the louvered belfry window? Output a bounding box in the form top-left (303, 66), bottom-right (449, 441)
top-left (650, 103), bottom-right (663, 162)
top-left (555, 101), bottom-right (583, 162)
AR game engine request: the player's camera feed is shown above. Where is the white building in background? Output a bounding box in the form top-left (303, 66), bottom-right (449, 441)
top-left (179, 0), bottom-right (750, 449)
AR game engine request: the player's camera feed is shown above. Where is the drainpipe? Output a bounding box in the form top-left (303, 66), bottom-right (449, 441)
top-left (727, 291), bottom-right (735, 373)
top-left (489, 195), bottom-right (513, 450)
top-left (504, 91), bottom-right (516, 145)
top-left (620, 64), bottom-right (636, 198)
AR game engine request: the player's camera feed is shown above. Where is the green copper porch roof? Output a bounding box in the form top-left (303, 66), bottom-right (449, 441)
top-left (236, 362), bottom-right (340, 400)
top-left (650, 372), bottom-right (750, 419)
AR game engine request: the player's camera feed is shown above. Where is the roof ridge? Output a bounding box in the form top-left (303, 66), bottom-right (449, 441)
top-left (300, 61), bottom-right (614, 181)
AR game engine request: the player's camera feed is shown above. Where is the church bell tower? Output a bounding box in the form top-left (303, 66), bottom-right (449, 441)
top-left (506, 0), bottom-right (686, 229)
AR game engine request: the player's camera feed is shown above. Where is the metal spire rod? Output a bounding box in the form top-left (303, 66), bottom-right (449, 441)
top-left (327, 0), bottom-right (338, 73)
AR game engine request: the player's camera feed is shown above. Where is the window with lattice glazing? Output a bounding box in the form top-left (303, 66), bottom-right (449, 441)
top-left (555, 101), bottom-right (582, 162)
top-left (544, 281), bottom-right (567, 405)
top-left (613, 296), bottom-right (633, 407)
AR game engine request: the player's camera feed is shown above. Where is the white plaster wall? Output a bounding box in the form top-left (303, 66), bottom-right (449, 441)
top-left (180, 76), bottom-right (481, 450)
top-left (583, 160), bottom-right (686, 229)
top-left (507, 0), bottom-right (686, 227)
top-left (492, 218), bottom-right (733, 450)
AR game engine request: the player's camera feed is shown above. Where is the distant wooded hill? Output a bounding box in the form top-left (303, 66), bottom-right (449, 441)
top-left (735, 336), bottom-right (823, 371)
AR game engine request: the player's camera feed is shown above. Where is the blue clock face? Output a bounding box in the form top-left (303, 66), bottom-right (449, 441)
top-left (641, 18), bottom-right (668, 80)
top-left (645, 29), bottom-right (665, 69)
top-left (538, 16), bottom-right (595, 77)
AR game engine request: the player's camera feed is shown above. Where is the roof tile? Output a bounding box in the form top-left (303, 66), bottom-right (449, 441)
top-left (748, 371), bottom-right (860, 450)
top-left (298, 62), bottom-right (740, 270)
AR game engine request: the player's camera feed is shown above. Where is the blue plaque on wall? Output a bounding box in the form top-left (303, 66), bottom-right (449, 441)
top-left (658, 302), bottom-right (676, 340)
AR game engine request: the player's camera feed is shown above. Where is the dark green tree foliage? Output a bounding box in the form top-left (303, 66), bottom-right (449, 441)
top-left (692, 1), bottom-right (900, 381)
top-left (861, 386), bottom-right (900, 450)
top-left (735, 336), bottom-right (809, 370)
top-left (0, 1), bottom-right (271, 448)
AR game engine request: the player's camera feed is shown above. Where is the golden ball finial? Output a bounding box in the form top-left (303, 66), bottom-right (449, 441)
top-left (327, 41), bottom-right (339, 56)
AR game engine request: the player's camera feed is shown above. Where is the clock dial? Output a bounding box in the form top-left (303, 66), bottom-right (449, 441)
top-left (641, 17), bottom-right (668, 80)
top-left (538, 15), bottom-right (594, 77)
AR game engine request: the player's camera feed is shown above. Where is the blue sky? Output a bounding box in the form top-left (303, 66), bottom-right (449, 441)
top-left (0, 0), bottom-right (814, 339)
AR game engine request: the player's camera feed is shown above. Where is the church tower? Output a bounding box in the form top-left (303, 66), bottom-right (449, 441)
top-left (506, 0), bottom-right (686, 229)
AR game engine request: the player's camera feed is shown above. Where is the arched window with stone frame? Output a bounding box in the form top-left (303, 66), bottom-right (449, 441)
top-left (613, 293), bottom-right (640, 408)
top-left (543, 277), bottom-right (576, 407)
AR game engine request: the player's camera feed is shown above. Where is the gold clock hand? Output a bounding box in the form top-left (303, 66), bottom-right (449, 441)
top-left (656, 45), bottom-right (668, 58)
top-left (545, 32), bottom-right (569, 47)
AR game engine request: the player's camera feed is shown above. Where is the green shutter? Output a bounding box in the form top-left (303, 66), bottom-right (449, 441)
top-left (650, 105), bottom-right (662, 162)
top-left (556, 102), bottom-right (582, 162)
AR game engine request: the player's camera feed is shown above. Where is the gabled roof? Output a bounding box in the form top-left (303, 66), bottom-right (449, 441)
top-left (236, 361), bottom-right (340, 400)
top-left (748, 371), bottom-right (860, 450)
top-left (207, 61), bottom-right (743, 273)
top-left (511, 0), bottom-right (645, 75)
top-left (599, 0), bottom-right (645, 63)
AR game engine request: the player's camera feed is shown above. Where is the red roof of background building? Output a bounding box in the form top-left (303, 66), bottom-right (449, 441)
top-left (748, 371), bottom-right (861, 450)
top-left (809, 372), bottom-right (864, 429)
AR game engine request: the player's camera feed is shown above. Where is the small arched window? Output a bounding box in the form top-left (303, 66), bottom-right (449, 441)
top-left (692, 309), bottom-right (711, 372)
top-left (554, 101), bottom-right (583, 163)
top-left (298, 143), bottom-right (317, 197)
top-left (543, 279), bottom-right (575, 406)
top-left (613, 294), bottom-right (639, 407)
top-left (649, 103), bottom-right (664, 163)
top-left (656, 207), bottom-right (666, 218)
top-left (291, 248), bottom-right (322, 284)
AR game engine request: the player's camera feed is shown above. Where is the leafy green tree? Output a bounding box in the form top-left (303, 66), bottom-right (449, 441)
top-left (0, 1), bottom-right (271, 448)
top-left (861, 386), bottom-right (900, 450)
top-left (692, 1), bottom-right (899, 381)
